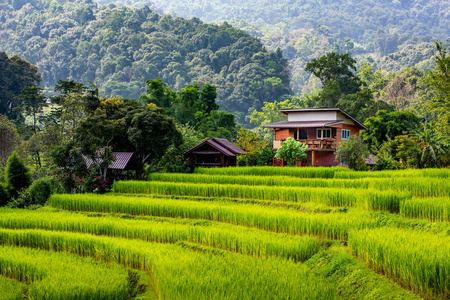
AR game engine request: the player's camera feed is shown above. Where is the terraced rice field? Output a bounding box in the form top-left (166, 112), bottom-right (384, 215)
top-left (1, 166), bottom-right (449, 299)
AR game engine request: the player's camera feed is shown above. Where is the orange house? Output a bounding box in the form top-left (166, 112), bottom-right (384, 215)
top-left (263, 108), bottom-right (367, 166)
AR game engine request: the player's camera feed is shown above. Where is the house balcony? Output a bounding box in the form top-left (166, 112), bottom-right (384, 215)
top-left (273, 139), bottom-right (337, 151)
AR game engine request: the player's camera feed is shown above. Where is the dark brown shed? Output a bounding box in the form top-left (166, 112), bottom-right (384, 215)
top-left (183, 138), bottom-right (244, 168)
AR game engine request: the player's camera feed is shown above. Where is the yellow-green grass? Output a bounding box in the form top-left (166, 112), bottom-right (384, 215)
top-left (349, 227), bottom-right (450, 299)
top-left (334, 168), bottom-right (450, 179)
top-left (400, 197), bottom-right (450, 222)
top-left (148, 173), bottom-right (450, 198)
top-left (0, 229), bottom-right (337, 299)
top-left (0, 208), bottom-right (319, 262)
top-left (149, 173), bottom-right (371, 188)
top-left (304, 246), bottom-right (422, 300)
top-left (0, 276), bottom-right (25, 300)
top-left (49, 194), bottom-right (378, 239)
top-left (114, 181), bottom-right (409, 212)
top-left (195, 166), bottom-right (350, 178)
top-left (0, 245), bottom-right (129, 300)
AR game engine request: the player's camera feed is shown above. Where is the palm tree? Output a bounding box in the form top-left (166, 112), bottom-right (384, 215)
top-left (411, 122), bottom-right (450, 168)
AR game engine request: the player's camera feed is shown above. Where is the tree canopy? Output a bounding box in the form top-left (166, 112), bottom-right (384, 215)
top-left (0, 52), bottom-right (41, 119)
top-left (362, 110), bottom-right (421, 151)
top-left (140, 78), bottom-right (237, 138)
top-left (0, 1), bottom-right (291, 125)
top-left (75, 97), bottom-right (182, 166)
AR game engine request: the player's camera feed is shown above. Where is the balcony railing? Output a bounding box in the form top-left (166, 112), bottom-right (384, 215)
top-left (273, 139), bottom-right (337, 150)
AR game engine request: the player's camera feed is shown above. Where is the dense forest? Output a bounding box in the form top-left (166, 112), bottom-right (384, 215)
top-left (97, 0), bottom-right (449, 94)
top-left (0, 0), bottom-right (291, 124)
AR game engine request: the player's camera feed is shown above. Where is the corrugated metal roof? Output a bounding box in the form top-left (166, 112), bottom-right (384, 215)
top-left (262, 120), bottom-right (341, 128)
top-left (83, 152), bottom-right (136, 170)
top-left (278, 107), bottom-right (367, 129)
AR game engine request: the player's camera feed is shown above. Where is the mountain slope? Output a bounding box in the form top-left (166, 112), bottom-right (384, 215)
top-left (0, 0), bottom-right (291, 124)
top-left (98, 0), bottom-right (449, 94)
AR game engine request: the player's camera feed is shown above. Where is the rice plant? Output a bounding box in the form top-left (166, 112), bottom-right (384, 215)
top-left (334, 168), bottom-right (450, 179)
top-left (400, 197), bottom-right (450, 222)
top-left (148, 173), bottom-right (450, 198)
top-left (194, 166), bottom-right (350, 178)
top-left (49, 194), bottom-right (378, 239)
top-left (148, 173), bottom-right (370, 189)
top-left (0, 208), bottom-right (320, 262)
top-left (0, 275), bottom-right (25, 300)
top-left (349, 227), bottom-right (450, 299)
top-left (0, 245), bottom-right (129, 300)
top-left (0, 229), bottom-right (337, 300)
top-left (113, 181), bottom-right (410, 211)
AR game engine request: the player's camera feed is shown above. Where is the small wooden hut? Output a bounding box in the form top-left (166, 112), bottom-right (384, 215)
top-left (183, 138), bottom-right (244, 168)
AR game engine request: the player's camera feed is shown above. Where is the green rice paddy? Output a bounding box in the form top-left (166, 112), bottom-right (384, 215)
top-left (1, 166), bottom-right (449, 299)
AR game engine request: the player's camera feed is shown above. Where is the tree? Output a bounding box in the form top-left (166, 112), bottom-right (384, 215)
top-left (15, 86), bottom-right (48, 167)
top-left (50, 141), bottom-right (87, 192)
top-left (426, 41), bottom-right (450, 105)
top-left (157, 124), bottom-right (203, 173)
top-left (0, 52), bottom-right (41, 119)
top-left (15, 86), bottom-right (47, 134)
top-left (139, 77), bottom-right (176, 114)
top-left (335, 135), bottom-right (369, 171)
top-left (425, 40), bottom-right (450, 132)
top-left (411, 122), bottom-right (450, 168)
top-left (250, 97), bottom-right (308, 141)
top-left (5, 151), bottom-right (31, 197)
top-left (0, 183), bottom-right (9, 206)
top-left (305, 52), bottom-right (362, 97)
top-left (274, 137), bottom-right (308, 166)
top-left (362, 110), bottom-right (421, 151)
top-left (234, 128), bottom-right (269, 166)
top-left (50, 80), bottom-right (100, 138)
top-left (394, 135), bottom-right (422, 169)
top-left (0, 114), bottom-right (21, 170)
top-left (75, 98), bottom-right (182, 168)
top-left (141, 79), bottom-right (236, 138)
top-left (337, 89), bottom-right (394, 123)
top-left (127, 107), bottom-right (182, 165)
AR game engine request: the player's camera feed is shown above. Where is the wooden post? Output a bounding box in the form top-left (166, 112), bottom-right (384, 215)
top-left (311, 150), bottom-right (315, 166)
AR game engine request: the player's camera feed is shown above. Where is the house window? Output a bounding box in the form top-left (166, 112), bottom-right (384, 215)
top-left (317, 128), bottom-right (331, 139)
top-left (342, 129), bottom-right (350, 139)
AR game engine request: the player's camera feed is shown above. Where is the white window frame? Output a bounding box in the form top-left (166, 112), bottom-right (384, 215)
top-left (317, 128), bottom-right (331, 139)
top-left (342, 129), bottom-right (350, 140)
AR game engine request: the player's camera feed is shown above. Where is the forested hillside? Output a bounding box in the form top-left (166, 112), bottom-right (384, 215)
top-left (0, 0), bottom-right (291, 124)
top-left (101, 0), bottom-right (449, 94)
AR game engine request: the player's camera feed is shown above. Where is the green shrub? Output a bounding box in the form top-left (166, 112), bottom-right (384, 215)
top-left (5, 151), bottom-right (31, 197)
top-left (9, 176), bottom-right (60, 208)
top-left (373, 152), bottom-right (397, 171)
top-left (0, 183), bottom-right (9, 206)
top-left (28, 177), bottom-right (57, 205)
